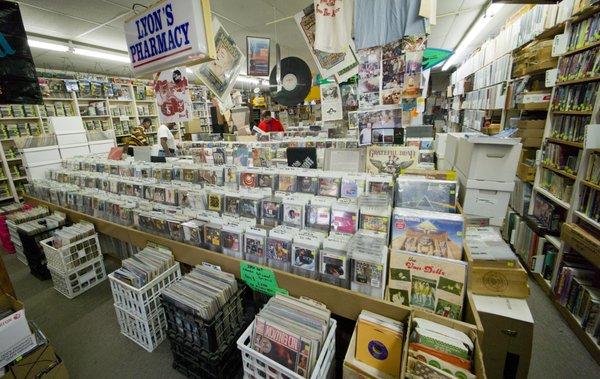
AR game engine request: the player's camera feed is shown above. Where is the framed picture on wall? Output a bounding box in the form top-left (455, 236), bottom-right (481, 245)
top-left (246, 36), bottom-right (270, 77)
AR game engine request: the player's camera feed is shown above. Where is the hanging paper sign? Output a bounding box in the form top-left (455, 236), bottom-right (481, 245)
top-left (154, 66), bottom-right (192, 122)
top-left (124, 0), bottom-right (216, 76)
top-left (422, 48), bottom-right (453, 70)
top-left (246, 36), bottom-right (270, 77)
top-left (195, 18), bottom-right (244, 102)
top-left (0, 2), bottom-right (42, 105)
top-left (320, 83), bottom-right (343, 121)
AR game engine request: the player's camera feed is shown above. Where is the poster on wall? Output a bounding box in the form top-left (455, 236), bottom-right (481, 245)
top-left (154, 67), bottom-right (192, 122)
top-left (0, 2), bottom-right (42, 105)
top-left (294, 4), bottom-right (358, 82)
top-left (196, 18), bottom-right (244, 102)
top-left (355, 106), bottom-right (403, 146)
top-left (357, 46), bottom-right (382, 109)
top-left (246, 37), bottom-right (270, 76)
top-left (124, 0), bottom-right (216, 76)
top-left (320, 83), bottom-right (343, 122)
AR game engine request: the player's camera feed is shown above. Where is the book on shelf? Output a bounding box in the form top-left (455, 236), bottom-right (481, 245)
top-left (579, 185), bottom-right (600, 223)
top-left (586, 152), bottom-right (600, 184)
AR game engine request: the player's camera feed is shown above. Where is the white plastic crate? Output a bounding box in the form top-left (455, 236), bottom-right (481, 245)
top-left (108, 262), bottom-right (181, 320)
top-left (113, 304), bottom-right (167, 352)
top-left (40, 234), bottom-right (102, 274)
top-left (48, 257), bottom-right (106, 299)
top-left (237, 318), bottom-right (337, 379)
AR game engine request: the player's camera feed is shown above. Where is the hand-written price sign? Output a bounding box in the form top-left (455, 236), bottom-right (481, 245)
top-left (240, 262), bottom-right (288, 296)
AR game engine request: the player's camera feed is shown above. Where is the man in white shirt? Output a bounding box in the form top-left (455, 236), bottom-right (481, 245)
top-left (157, 122), bottom-right (177, 157)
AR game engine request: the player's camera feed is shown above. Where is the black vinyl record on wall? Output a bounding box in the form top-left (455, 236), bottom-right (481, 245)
top-left (0, 2), bottom-right (42, 105)
top-left (269, 57), bottom-right (312, 107)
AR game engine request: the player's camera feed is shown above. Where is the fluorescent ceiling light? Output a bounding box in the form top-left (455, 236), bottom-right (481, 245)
top-left (442, 3), bottom-right (504, 71)
top-left (73, 48), bottom-right (130, 63)
top-left (28, 39), bottom-right (69, 52)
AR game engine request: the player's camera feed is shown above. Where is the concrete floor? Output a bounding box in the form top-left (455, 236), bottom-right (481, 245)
top-left (3, 252), bottom-right (600, 378)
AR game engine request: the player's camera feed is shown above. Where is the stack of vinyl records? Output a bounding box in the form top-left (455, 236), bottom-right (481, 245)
top-left (161, 266), bottom-right (247, 379)
top-left (251, 294), bottom-right (332, 378)
top-left (112, 246), bottom-right (176, 288)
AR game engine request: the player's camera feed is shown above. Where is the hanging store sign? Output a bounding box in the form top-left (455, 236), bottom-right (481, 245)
top-left (0, 2), bottom-right (42, 105)
top-left (124, 0), bottom-right (216, 76)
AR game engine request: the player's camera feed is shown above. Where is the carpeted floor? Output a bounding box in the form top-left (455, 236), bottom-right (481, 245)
top-left (2, 252), bottom-right (600, 378)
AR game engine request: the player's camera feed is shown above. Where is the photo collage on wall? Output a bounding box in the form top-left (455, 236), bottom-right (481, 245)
top-left (354, 35), bottom-right (426, 146)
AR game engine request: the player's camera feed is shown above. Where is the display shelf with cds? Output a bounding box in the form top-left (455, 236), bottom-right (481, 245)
top-left (22, 194), bottom-right (484, 332)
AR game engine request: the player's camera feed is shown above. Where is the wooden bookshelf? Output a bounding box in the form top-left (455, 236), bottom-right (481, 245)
top-left (552, 111), bottom-right (594, 116)
top-left (582, 180), bottom-right (600, 191)
top-left (556, 76), bottom-right (600, 86)
top-left (546, 138), bottom-right (584, 149)
top-left (552, 300), bottom-right (600, 365)
top-left (541, 164), bottom-right (578, 180)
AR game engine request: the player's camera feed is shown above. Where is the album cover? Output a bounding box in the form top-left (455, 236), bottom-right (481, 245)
top-left (318, 177), bottom-right (341, 197)
top-left (153, 187), bottom-right (166, 203)
top-left (391, 208), bottom-right (464, 260)
top-left (395, 179), bottom-right (458, 213)
top-left (224, 195), bottom-right (240, 215)
top-left (278, 174), bottom-right (297, 192)
top-left (292, 246), bottom-right (317, 272)
top-left (366, 145), bottom-right (418, 175)
top-left (360, 214), bottom-right (390, 234)
top-left (239, 198), bottom-right (260, 219)
top-left (367, 179), bottom-right (394, 198)
top-left (297, 175), bottom-right (318, 194)
top-left (388, 251), bottom-right (467, 320)
top-left (245, 235), bottom-right (265, 258)
top-left (307, 204), bottom-right (332, 231)
top-left (204, 226), bottom-right (222, 249)
top-left (283, 203), bottom-right (304, 227)
top-left (258, 173), bottom-right (274, 189)
top-left (262, 199), bottom-right (282, 226)
top-left (222, 230), bottom-right (241, 252)
top-left (331, 209), bottom-right (358, 234)
top-left (207, 193), bottom-right (223, 212)
top-left (267, 238), bottom-right (292, 262)
top-left (240, 172), bottom-right (258, 188)
top-left (234, 146), bottom-right (250, 166)
top-left (341, 177), bottom-right (365, 199)
top-left (213, 148), bottom-right (226, 165)
top-left (353, 260), bottom-right (383, 289)
top-left (321, 251), bottom-right (347, 279)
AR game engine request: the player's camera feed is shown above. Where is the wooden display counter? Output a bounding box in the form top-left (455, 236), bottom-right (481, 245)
top-left (25, 195), bottom-right (484, 333)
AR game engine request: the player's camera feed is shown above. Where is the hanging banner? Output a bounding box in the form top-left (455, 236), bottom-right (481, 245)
top-left (0, 2), bottom-right (42, 105)
top-left (246, 36), bottom-right (270, 77)
top-left (320, 83), bottom-right (343, 122)
top-left (196, 18), bottom-right (244, 102)
top-left (154, 67), bottom-right (192, 122)
top-left (124, 0), bottom-right (216, 76)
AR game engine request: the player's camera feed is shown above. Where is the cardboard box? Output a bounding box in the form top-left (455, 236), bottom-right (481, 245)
top-left (3, 343), bottom-right (68, 379)
top-left (472, 295), bottom-right (533, 379)
top-left (464, 244), bottom-right (530, 299)
top-left (515, 92), bottom-right (551, 104)
top-left (517, 163), bottom-right (536, 183)
top-left (455, 137), bottom-right (522, 183)
top-left (446, 132), bottom-right (482, 168)
top-left (0, 294), bottom-right (35, 368)
top-left (520, 137), bottom-right (543, 148)
top-left (458, 173), bottom-right (515, 219)
top-left (514, 128), bottom-right (544, 139)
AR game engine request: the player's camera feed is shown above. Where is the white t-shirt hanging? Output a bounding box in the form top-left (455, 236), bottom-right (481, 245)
top-left (314, 0), bottom-right (350, 53)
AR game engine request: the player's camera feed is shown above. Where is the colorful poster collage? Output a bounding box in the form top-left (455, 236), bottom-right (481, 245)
top-left (350, 107), bottom-right (403, 146)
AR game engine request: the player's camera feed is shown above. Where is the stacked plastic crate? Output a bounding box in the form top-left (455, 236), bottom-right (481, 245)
top-left (108, 252), bottom-right (181, 352)
top-left (162, 282), bottom-right (248, 379)
top-left (40, 226), bottom-right (107, 298)
top-left (5, 206), bottom-right (50, 265)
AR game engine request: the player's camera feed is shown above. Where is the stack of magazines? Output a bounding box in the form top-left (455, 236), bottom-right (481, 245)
top-left (161, 265), bottom-right (239, 321)
top-left (251, 294), bottom-right (331, 378)
top-left (51, 221), bottom-right (95, 248)
top-left (112, 246), bottom-right (176, 288)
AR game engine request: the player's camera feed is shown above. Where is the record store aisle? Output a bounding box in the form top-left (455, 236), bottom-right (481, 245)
top-left (2, 252), bottom-right (598, 378)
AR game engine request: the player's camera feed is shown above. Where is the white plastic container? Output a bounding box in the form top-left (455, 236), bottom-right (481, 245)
top-left (108, 262), bottom-right (181, 320)
top-left (455, 136), bottom-right (522, 182)
top-left (237, 318), bottom-right (337, 379)
top-left (40, 234), bottom-right (101, 274)
top-left (48, 257), bottom-right (107, 299)
top-left (113, 303), bottom-right (168, 353)
top-left (459, 174), bottom-right (515, 219)
top-left (88, 139), bottom-right (115, 154)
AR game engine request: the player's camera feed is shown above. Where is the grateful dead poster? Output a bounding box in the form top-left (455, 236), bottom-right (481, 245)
top-left (154, 66), bottom-right (191, 122)
top-left (365, 145), bottom-right (418, 175)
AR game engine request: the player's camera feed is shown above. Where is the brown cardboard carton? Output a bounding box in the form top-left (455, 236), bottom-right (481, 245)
top-left (3, 343), bottom-right (68, 379)
top-left (516, 119), bottom-right (545, 129)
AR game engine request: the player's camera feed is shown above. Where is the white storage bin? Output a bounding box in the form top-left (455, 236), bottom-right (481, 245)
top-left (237, 318), bottom-right (337, 379)
top-left (109, 262), bottom-right (181, 320)
top-left (48, 257), bottom-right (107, 299)
top-left (455, 137), bottom-right (522, 182)
top-left (434, 133), bottom-right (448, 156)
top-left (459, 173), bottom-right (515, 218)
top-left (445, 132), bottom-right (481, 167)
top-left (59, 143), bottom-right (90, 159)
top-left (40, 234), bottom-right (102, 274)
top-left (48, 116), bottom-right (86, 135)
top-left (22, 146), bottom-right (61, 166)
top-left (437, 156), bottom-right (453, 171)
top-left (26, 161), bottom-right (63, 180)
top-left (57, 133), bottom-right (88, 147)
top-left (114, 304), bottom-right (168, 352)
top-left (89, 140), bottom-right (115, 154)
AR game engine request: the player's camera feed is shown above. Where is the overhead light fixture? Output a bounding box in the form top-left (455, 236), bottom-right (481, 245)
top-left (28, 39), bottom-right (69, 52)
top-left (442, 3), bottom-right (504, 71)
top-left (73, 48), bottom-right (130, 63)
